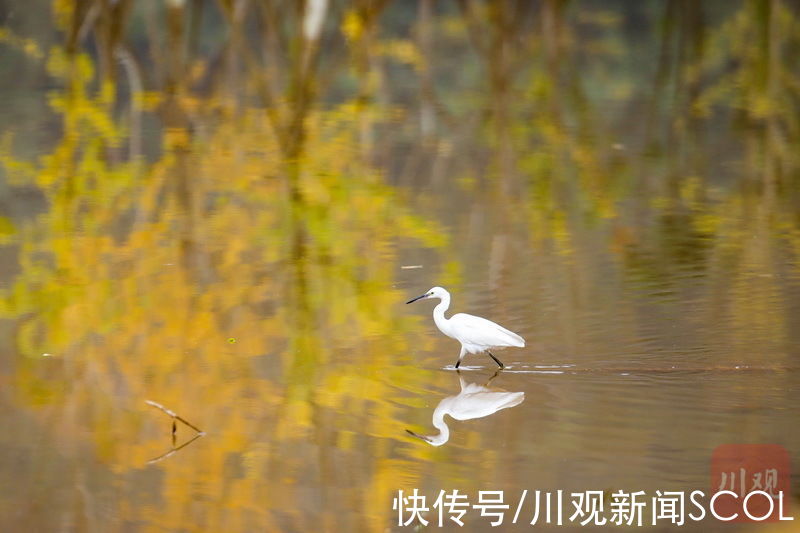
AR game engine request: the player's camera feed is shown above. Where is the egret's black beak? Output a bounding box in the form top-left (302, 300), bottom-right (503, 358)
top-left (406, 429), bottom-right (432, 443)
top-left (406, 293), bottom-right (427, 304)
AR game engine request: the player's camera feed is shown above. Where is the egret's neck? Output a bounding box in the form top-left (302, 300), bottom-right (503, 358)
top-left (428, 405), bottom-right (451, 446)
top-left (432, 294), bottom-right (451, 335)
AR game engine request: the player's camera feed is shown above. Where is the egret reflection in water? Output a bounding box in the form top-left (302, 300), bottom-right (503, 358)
top-left (406, 371), bottom-right (525, 447)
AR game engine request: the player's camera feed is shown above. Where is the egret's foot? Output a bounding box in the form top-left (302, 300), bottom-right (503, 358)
top-left (487, 350), bottom-right (504, 369)
top-left (455, 359), bottom-right (461, 369)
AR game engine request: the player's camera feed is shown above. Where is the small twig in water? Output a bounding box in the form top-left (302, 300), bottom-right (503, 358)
top-left (145, 400), bottom-right (205, 434)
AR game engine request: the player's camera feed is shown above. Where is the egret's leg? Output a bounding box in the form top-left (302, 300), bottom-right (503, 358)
top-left (455, 346), bottom-right (466, 369)
top-left (486, 350), bottom-right (504, 369)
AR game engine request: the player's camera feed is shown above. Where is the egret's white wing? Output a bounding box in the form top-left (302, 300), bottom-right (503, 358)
top-left (449, 391), bottom-right (526, 420)
top-left (450, 313), bottom-right (525, 348)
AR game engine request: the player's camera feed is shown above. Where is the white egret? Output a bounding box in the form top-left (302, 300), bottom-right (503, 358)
top-left (406, 286), bottom-right (525, 368)
top-left (406, 372), bottom-right (525, 446)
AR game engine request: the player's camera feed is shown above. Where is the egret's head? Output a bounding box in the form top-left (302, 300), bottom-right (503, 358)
top-left (406, 286), bottom-right (448, 304)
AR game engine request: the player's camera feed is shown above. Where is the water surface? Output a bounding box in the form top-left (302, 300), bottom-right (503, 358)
top-left (0, 1), bottom-right (799, 531)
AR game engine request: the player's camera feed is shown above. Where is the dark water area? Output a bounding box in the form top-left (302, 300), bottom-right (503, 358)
top-left (0, 1), bottom-right (799, 531)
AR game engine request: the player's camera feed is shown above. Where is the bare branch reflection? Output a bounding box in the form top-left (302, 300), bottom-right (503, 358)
top-left (147, 432), bottom-right (205, 465)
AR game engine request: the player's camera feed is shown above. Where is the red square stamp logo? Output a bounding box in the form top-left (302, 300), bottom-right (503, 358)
top-left (710, 444), bottom-right (792, 522)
